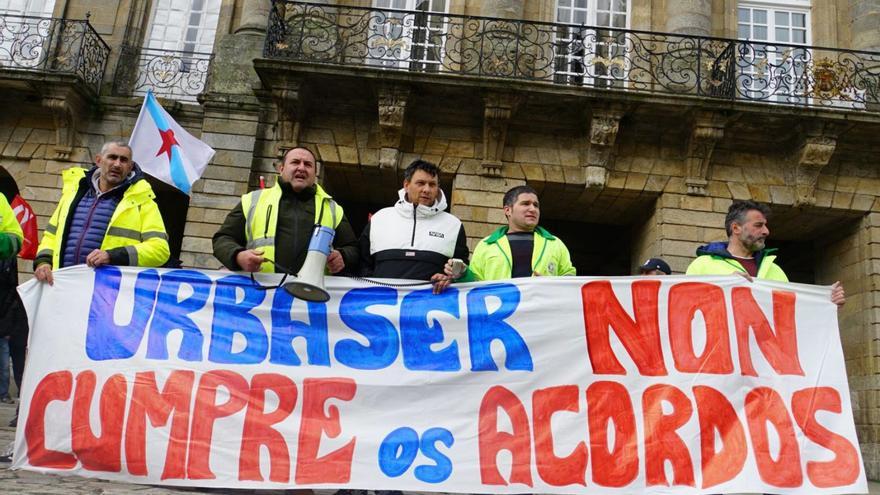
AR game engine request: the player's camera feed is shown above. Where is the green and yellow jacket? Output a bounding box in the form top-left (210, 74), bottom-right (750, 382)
top-left (460, 226), bottom-right (576, 281)
top-left (685, 241), bottom-right (788, 281)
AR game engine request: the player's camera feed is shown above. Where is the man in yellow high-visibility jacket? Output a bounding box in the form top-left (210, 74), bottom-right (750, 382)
top-left (34, 141), bottom-right (169, 285)
top-left (0, 193), bottom-right (22, 261)
top-left (212, 147), bottom-right (358, 274)
top-left (686, 199), bottom-right (845, 306)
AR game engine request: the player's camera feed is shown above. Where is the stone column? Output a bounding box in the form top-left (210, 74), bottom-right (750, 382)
top-left (236, 0), bottom-right (272, 35)
top-left (479, 0), bottom-right (525, 19)
top-left (850, 0), bottom-right (880, 52)
top-left (665, 0), bottom-right (712, 36)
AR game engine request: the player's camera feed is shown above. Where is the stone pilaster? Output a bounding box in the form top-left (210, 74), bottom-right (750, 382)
top-left (665, 0), bottom-right (712, 36)
top-left (236, 0), bottom-right (271, 35)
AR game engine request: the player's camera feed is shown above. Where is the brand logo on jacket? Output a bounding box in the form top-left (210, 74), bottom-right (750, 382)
top-left (429, 231), bottom-right (445, 238)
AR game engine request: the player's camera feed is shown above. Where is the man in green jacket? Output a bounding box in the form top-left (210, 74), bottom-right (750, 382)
top-left (686, 199), bottom-right (845, 305)
top-left (452, 185), bottom-right (575, 281)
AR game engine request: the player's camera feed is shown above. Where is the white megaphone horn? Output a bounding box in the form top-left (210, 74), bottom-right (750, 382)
top-left (283, 224), bottom-right (334, 302)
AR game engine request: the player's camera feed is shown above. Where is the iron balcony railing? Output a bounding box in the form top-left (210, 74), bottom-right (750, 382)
top-left (115, 45), bottom-right (213, 102)
top-left (0, 13), bottom-right (110, 95)
top-left (264, 0), bottom-right (880, 112)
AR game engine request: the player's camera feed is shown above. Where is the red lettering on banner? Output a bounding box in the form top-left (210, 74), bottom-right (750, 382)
top-left (532, 385), bottom-right (587, 486)
top-left (733, 288), bottom-right (804, 377)
top-left (187, 370), bottom-right (250, 480)
top-left (26, 371), bottom-right (76, 468)
top-left (71, 371), bottom-right (126, 472)
top-left (295, 378), bottom-right (357, 484)
top-left (668, 283), bottom-right (733, 374)
top-left (582, 281), bottom-right (666, 376)
top-left (585, 381), bottom-right (638, 487)
top-left (124, 371), bottom-right (195, 479)
top-left (745, 387), bottom-right (803, 487)
top-left (239, 374), bottom-right (298, 483)
top-left (478, 385), bottom-right (533, 487)
top-left (792, 387), bottom-right (860, 487)
top-left (693, 385), bottom-right (747, 488)
top-left (642, 384), bottom-right (695, 487)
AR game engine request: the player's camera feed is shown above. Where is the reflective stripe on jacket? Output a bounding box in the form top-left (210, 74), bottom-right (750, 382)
top-left (240, 181), bottom-right (343, 273)
top-left (36, 167), bottom-right (170, 268)
top-left (461, 225), bottom-right (576, 281)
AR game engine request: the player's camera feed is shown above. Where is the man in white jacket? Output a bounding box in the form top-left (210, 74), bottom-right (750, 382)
top-left (358, 159), bottom-right (469, 293)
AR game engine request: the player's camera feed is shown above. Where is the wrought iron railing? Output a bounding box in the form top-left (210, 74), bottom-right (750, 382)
top-left (0, 14), bottom-right (110, 95)
top-left (264, 0), bottom-right (880, 111)
top-left (115, 45), bottom-right (213, 102)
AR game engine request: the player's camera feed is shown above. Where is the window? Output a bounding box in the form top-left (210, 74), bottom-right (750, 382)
top-left (144, 0), bottom-right (220, 54)
top-left (0, 0), bottom-right (54, 16)
top-left (737, 1), bottom-right (810, 103)
top-left (0, 0), bottom-right (56, 68)
top-left (368, 0), bottom-right (447, 71)
top-left (137, 0), bottom-right (220, 99)
top-left (554, 0), bottom-right (629, 87)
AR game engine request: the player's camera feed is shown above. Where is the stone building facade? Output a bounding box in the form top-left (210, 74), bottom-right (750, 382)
top-left (3, 0), bottom-right (880, 479)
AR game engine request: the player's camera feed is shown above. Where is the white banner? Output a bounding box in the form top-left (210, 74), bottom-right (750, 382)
top-left (13, 265), bottom-right (867, 493)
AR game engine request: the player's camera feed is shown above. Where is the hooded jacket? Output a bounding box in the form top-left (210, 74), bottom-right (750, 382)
top-left (359, 188), bottom-right (469, 280)
top-left (35, 165), bottom-right (169, 269)
top-left (460, 225), bottom-right (576, 281)
top-left (685, 241), bottom-right (788, 281)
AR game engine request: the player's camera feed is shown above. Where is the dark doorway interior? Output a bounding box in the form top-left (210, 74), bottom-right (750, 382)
top-left (144, 176), bottom-right (189, 267)
top-left (538, 218), bottom-right (632, 276)
top-left (765, 239), bottom-right (815, 284)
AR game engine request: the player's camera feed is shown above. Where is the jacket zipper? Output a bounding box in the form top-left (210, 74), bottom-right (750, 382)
top-left (73, 194), bottom-right (102, 264)
top-left (410, 203), bottom-right (417, 247)
top-left (264, 204), bottom-right (272, 238)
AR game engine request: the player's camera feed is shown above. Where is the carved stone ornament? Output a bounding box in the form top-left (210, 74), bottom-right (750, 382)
top-left (584, 105), bottom-right (626, 188)
top-left (794, 134), bottom-right (838, 206)
top-left (377, 84), bottom-right (410, 169)
top-left (41, 89), bottom-right (87, 161)
top-left (271, 79), bottom-right (304, 157)
top-left (482, 92), bottom-right (520, 177)
top-left (684, 113), bottom-right (726, 196)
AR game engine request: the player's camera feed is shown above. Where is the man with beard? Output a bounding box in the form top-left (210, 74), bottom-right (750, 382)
top-left (686, 200), bottom-right (845, 305)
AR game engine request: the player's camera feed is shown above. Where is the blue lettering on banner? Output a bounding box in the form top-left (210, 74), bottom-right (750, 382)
top-left (270, 287), bottom-right (330, 366)
top-left (466, 283), bottom-right (533, 371)
top-left (86, 266), bottom-right (159, 360)
top-left (415, 427), bottom-right (454, 483)
top-left (378, 427), bottom-right (420, 478)
top-left (400, 288), bottom-right (461, 371)
top-left (208, 275), bottom-right (268, 364)
top-left (146, 270), bottom-right (211, 361)
top-left (335, 287), bottom-right (400, 370)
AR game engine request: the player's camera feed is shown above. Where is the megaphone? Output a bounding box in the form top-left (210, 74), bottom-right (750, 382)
top-left (283, 224), bottom-right (334, 302)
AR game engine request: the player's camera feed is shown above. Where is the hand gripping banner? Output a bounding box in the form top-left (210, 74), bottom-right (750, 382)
top-left (13, 266), bottom-right (868, 493)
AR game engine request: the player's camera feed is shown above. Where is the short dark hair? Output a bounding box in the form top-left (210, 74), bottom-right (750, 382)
top-left (404, 159), bottom-right (439, 181)
top-left (279, 146), bottom-right (317, 164)
top-left (725, 200), bottom-right (770, 236)
top-left (503, 185), bottom-right (538, 208)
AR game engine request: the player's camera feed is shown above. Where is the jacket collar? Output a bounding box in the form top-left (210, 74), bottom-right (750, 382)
top-left (485, 225), bottom-right (556, 244)
top-left (695, 241), bottom-right (777, 266)
top-left (394, 188), bottom-right (448, 219)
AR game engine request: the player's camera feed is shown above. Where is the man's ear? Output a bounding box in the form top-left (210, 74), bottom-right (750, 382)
top-left (503, 205), bottom-right (511, 218)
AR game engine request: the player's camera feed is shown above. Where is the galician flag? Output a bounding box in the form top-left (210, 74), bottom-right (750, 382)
top-left (129, 90), bottom-right (215, 195)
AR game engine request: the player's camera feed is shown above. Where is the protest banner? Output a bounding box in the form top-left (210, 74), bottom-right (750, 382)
top-left (12, 265), bottom-right (867, 493)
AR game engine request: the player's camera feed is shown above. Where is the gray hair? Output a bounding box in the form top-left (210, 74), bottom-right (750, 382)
top-left (100, 141), bottom-right (132, 156)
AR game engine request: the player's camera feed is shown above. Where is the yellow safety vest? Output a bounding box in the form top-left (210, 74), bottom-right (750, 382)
top-left (36, 167), bottom-right (169, 268)
top-left (0, 193), bottom-right (23, 259)
top-left (240, 181), bottom-right (343, 273)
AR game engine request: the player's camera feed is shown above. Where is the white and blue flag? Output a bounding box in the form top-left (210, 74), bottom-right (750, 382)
top-left (129, 91), bottom-right (215, 195)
